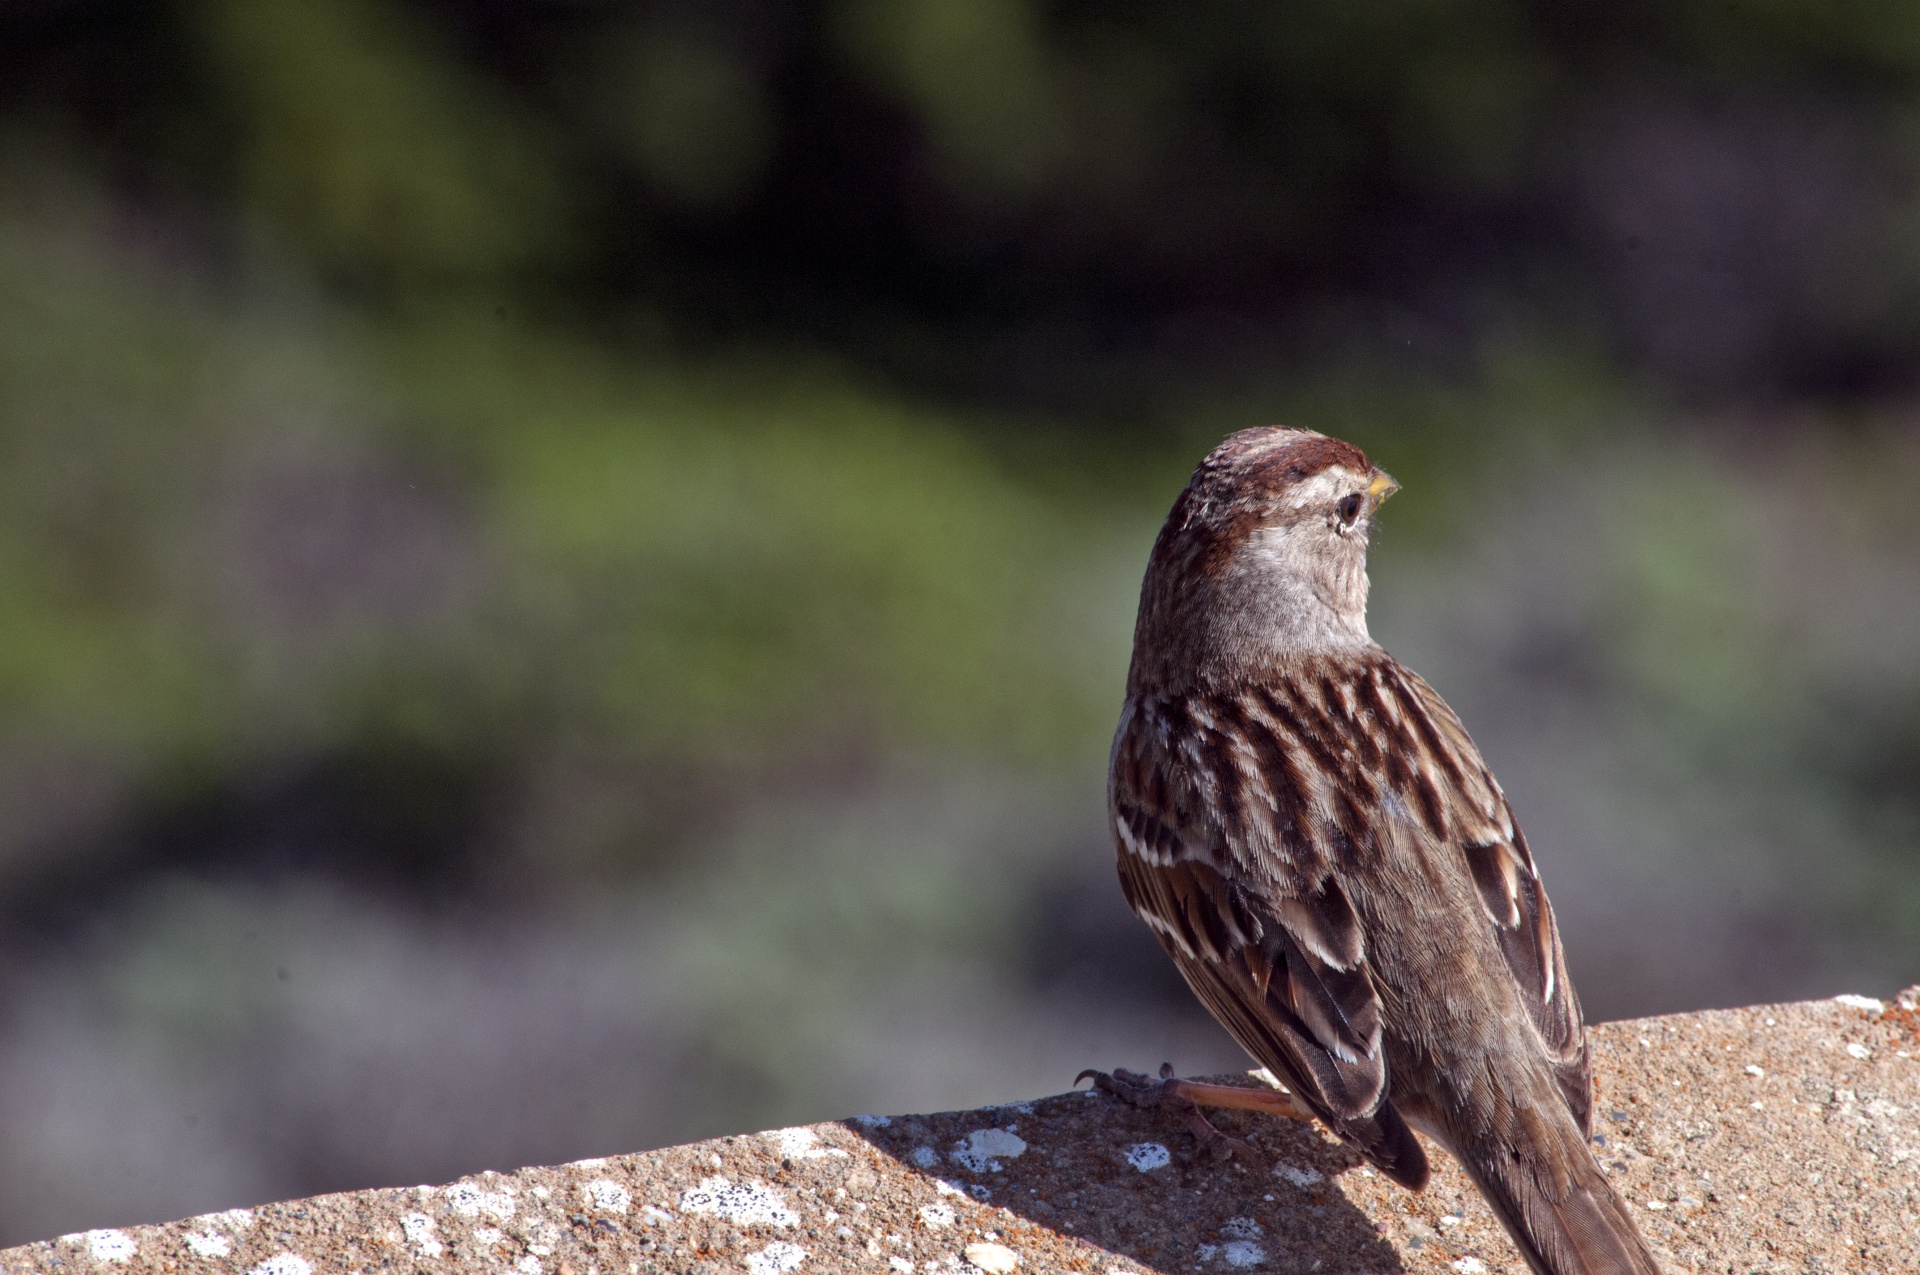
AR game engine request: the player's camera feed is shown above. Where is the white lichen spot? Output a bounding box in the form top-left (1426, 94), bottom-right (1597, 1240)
top-left (1221, 1240), bottom-right (1266, 1267)
top-left (963, 1241), bottom-right (1020, 1273)
top-left (1438, 1214), bottom-right (1464, 1229)
top-left (1272, 1162), bottom-right (1323, 1188)
top-left (851, 1114), bottom-right (893, 1128)
top-left (531, 1186), bottom-right (551, 1199)
top-left (909, 1146), bottom-right (940, 1169)
top-left (997, 1102), bottom-right (1036, 1116)
top-left (889, 1259), bottom-right (915, 1273)
top-left (1836, 994), bottom-right (1885, 1013)
top-left (934, 1180), bottom-right (965, 1198)
top-left (741, 1244), bottom-right (810, 1275)
top-left (473, 1228), bottom-right (503, 1245)
top-left (745, 1242), bottom-right (809, 1275)
top-left (445, 1182), bottom-right (517, 1220)
top-left (639, 1204), bottom-right (672, 1226)
top-left (918, 1203), bottom-right (956, 1229)
top-left (250, 1256), bottom-right (314, 1275)
top-left (950, 1129), bottom-right (1027, 1173)
top-left (1451, 1260), bottom-right (1487, 1274)
top-left (195, 1210), bottom-right (255, 1231)
top-left (768, 1127), bottom-right (849, 1159)
top-left (402, 1213), bottom-right (444, 1258)
top-left (1848, 1043), bottom-right (1873, 1060)
top-left (1645, 1201), bottom-right (1668, 1211)
top-left (516, 1258), bottom-right (541, 1275)
top-left (1123, 1143), bottom-right (1170, 1173)
top-left (85, 1230), bottom-right (136, 1263)
top-left (1220, 1217), bottom-right (1261, 1240)
top-left (184, 1232), bottom-right (232, 1258)
top-left (583, 1179), bottom-right (631, 1214)
top-left (967, 1184), bottom-right (992, 1202)
top-left (1195, 1244), bottom-right (1219, 1262)
top-left (1745, 1065), bottom-right (1765, 1077)
top-left (679, 1177), bottom-right (798, 1228)
top-left (569, 1157), bottom-right (607, 1169)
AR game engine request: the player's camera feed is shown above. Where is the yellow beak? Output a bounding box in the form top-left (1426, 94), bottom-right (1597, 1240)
top-left (1367, 470), bottom-right (1400, 508)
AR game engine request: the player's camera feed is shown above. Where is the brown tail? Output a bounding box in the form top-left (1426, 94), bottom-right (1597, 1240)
top-left (1337, 1099), bottom-right (1430, 1190)
top-left (1450, 1129), bottom-right (1660, 1275)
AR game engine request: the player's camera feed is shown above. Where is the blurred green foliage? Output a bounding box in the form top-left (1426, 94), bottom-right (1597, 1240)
top-left (5, 0), bottom-right (1920, 972)
top-left (590, 16), bottom-right (775, 207)
top-left (16, 0), bottom-right (1911, 364)
top-left (0, 174), bottom-right (1123, 887)
top-left (836, 0), bottom-right (1076, 197)
top-left (189, 0), bottom-right (566, 282)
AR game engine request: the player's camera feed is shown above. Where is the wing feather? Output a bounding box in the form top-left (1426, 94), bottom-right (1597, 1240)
top-left (1111, 652), bottom-right (1593, 1168)
top-left (1384, 667), bottom-right (1591, 1132)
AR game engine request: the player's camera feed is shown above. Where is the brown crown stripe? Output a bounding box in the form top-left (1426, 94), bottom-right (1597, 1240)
top-left (1204, 428), bottom-right (1371, 485)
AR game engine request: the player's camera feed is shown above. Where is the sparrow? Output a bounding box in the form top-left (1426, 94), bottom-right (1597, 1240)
top-left (1086, 426), bottom-right (1658, 1275)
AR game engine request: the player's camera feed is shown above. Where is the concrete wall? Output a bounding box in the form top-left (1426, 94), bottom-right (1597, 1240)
top-left (5, 994), bottom-right (1916, 1274)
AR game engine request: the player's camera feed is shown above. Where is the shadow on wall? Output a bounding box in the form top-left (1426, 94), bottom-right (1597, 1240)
top-left (844, 1083), bottom-right (1406, 1274)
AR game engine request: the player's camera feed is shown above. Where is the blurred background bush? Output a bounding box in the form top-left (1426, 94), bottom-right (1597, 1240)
top-left (3, 0), bottom-right (1920, 1243)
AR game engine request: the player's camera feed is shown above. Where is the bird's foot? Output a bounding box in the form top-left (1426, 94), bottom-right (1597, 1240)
top-left (1075, 1062), bottom-right (1307, 1166)
top-left (1074, 1063), bottom-right (1187, 1110)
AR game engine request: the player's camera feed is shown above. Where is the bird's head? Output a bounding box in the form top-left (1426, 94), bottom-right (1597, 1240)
top-left (1130, 426), bottom-right (1398, 688)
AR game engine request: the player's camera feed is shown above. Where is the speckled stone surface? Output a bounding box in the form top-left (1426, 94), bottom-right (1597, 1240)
top-left (6, 994), bottom-right (1919, 1275)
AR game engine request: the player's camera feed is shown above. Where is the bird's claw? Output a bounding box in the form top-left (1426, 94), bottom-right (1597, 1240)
top-left (1075, 1064), bottom-right (1180, 1109)
top-left (1075, 1063), bottom-right (1264, 1167)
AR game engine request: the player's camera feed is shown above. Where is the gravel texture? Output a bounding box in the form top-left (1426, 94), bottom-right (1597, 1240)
top-left (6, 993), bottom-right (1919, 1274)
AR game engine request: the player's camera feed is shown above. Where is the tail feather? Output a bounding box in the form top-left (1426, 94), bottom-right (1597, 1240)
top-left (1454, 1136), bottom-right (1659, 1275)
top-left (1338, 1101), bottom-right (1429, 1190)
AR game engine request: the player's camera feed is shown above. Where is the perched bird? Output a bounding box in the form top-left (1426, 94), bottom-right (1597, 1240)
top-left (1089, 426), bottom-right (1658, 1275)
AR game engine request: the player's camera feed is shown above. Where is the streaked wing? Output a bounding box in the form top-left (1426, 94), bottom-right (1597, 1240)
top-left (1110, 684), bottom-right (1429, 1184)
top-left (1109, 653), bottom-right (1591, 1159)
top-left (1113, 832), bottom-right (1385, 1115)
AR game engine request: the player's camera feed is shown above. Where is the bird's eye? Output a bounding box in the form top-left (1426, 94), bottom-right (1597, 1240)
top-left (1336, 492), bottom-right (1365, 523)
